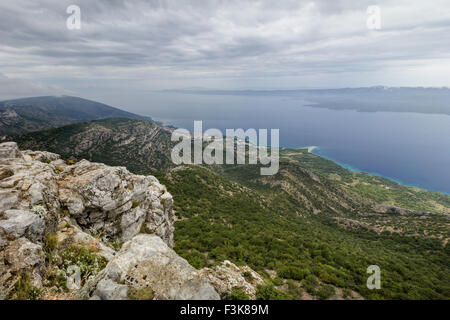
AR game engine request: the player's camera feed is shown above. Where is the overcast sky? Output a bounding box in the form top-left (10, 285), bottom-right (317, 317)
top-left (1, 0), bottom-right (450, 105)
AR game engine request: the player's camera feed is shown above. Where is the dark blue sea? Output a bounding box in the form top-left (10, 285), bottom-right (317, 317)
top-left (132, 92), bottom-right (450, 194)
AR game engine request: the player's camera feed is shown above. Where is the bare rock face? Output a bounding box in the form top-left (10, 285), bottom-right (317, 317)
top-left (0, 142), bottom-right (174, 246)
top-left (0, 210), bottom-right (45, 242)
top-left (374, 204), bottom-right (431, 216)
top-left (1, 237), bottom-right (45, 290)
top-left (57, 159), bottom-right (174, 245)
top-left (0, 142), bottom-right (175, 299)
top-left (199, 260), bottom-right (264, 300)
top-left (0, 109), bottom-right (20, 128)
top-left (0, 142), bottom-right (23, 159)
top-left (0, 146), bottom-right (62, 234)
top-left (86, 234), bottom-right (220, 300)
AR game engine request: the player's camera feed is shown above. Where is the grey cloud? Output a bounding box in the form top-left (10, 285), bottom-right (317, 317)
top-left (0, 0), bottom-right (449, 94)
top-left (0, 73), bottom-right (68, 100)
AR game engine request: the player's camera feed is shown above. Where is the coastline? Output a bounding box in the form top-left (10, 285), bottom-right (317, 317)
top-left (303, 146), bottom-right (450, 196)
top-left (307, 146), bottom-right (318, 153)
top-left (148, 120), bottom-right (450, 196)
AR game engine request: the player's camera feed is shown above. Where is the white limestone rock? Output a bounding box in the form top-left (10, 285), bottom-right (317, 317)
top-left (86, 234), bottom-right (220, 300)
top-left (0, 142), bottom-right (174, 246)
top-left (0, 210), bottom-right (44, 242)
top-left (3, 237), bottom-right (45, 287)
top-left (199, 260), bottom-right (265, 300)
top-left (0, 142), bottom-right (23, 160)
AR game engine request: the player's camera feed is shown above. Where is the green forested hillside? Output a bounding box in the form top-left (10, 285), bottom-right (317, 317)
top-left (0, 96), bottom-right (153, 135)
top-left (9, 118), bottom-right (175, 173)
top-left (279, 148), bottom-right (450, 214)
top-left (155, 165), bottom-right (450, 300)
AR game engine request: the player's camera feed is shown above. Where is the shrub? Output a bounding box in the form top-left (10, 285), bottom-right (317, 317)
top-left (302, 275), bottom-right (319, 295)
top-left (278, 266), bottom-right (308, 281)
top-left (256, 285), bottom-right (291, 300)
top-left (342, 288), bottom-right (352, 299)
top-left (230, 289), bottom-right (250, 300)
top-left (286, 279), bottom-right (303, 298)
top-left (13, 273), bottom-right (41, 300)
top-left (317, 284), bottom-right (336, 300)
top-left (184, 249), bottom-right (208, 269)
top-left (272, 277), bottom-right (283, 286)
top-left (40, 157), bottom-right (51, 164)
top-left (59, 245), bottom-right (107, 285)
top-left (128, 286), bottom-right (154, 300)
top-left (44, 233), bottom-right (58, 252)
top-left (132, 201), bottom-right (141, 208)
top-left (303, 274), bottom-right (318, 286)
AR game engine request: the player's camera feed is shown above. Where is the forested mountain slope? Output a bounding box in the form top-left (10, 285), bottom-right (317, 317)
top-left (0, 96), bottom-right (152, 135)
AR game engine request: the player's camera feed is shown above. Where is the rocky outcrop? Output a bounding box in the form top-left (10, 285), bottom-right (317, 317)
top-left (199, 260), bottom-right (264, 300)
top-left (85, 234), bottom-right (220, 300)
top-left (0, 142), bottom-right (174, 245)
top-left (0, 210), bottom-right (45, 243)
top-left (1, 237), bottom-right (45, 291)
top-left (57, 159), bottom-right (174, 245)
top-left (374, 204), bottom-right (432, 216)
top-left (12, 118), bottom-right (175, 174)
top-left (298, 167), bottom-right (321, 183)
top-left (0, 142), bottom-right (23, 159)
top-left (0, 142), bottom-right (175, 299)
top-left (0, 109), bottom-right (20, 128)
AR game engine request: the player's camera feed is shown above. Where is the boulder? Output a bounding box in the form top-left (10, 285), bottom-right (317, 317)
top-left (200, 260), bottom-right (265, 299)
top-left (3, 237), bottom-right (45, 287)
top-left (86, 234), bottom-right (220, 300)
top-left (92, 278), bottom-right (128, 300)
top-left (0, 142), bottom-right (23, 159)
top-left (0, 210), bottom-right (45, 242)
top-left (22, 150), bottom-right (60, 162)
top-left (58, 160), bottom-right (174, 245)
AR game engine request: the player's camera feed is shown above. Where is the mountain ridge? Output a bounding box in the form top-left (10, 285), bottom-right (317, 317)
top-left (0, 95), bottom-right (153, 135)
top-left (6, 118), bottom-right (175, 173)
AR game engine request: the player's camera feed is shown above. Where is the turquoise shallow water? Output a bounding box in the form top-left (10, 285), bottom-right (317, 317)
top-left (136, 92), bottom-right (450, 194)
top-left (309, 147), bottom-right (450, 194)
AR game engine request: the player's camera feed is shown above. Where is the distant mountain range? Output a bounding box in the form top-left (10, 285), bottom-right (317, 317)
top-left (0, 96), bottom-right (153, 135)
top-left (165, 87), bottom-right (450, 115)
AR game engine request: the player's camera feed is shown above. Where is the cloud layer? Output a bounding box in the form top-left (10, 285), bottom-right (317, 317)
top-left (1, 0), bottom-right (450, 100)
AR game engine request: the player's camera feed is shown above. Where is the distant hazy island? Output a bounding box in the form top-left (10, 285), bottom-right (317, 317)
top-left (164, 87), bottom-right (450, 116)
